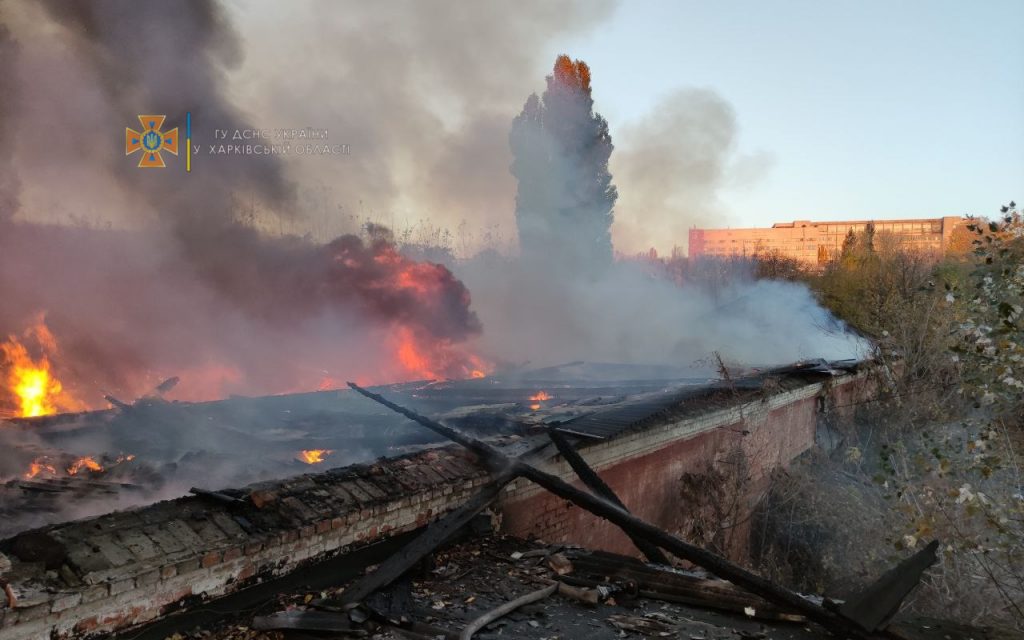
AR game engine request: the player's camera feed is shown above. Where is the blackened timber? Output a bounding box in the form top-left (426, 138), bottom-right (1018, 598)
top-left (154, 376), bottom-right (180, 395)
top-left (564, 551), bottom-right (801, 620)
top-left (330, 438), bottom-right (558, 607)
top-left (189, 487), bottom-right (245, 506)
top-left (836, 540), bottom-right (939, 631)
top-left (104, 394), bottom-right (130, 411)
top-left (346, 382), bottom-right (885, 640)
top-left (347, 383), bottom-right (509, 473)
top-left (334, 470), bottom-right (516, 607)
top-left (547, 428), bottom-right (669, 565)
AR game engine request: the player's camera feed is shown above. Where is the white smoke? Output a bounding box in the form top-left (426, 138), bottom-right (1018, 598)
top-left (458, 258), bottom-right (869, 371)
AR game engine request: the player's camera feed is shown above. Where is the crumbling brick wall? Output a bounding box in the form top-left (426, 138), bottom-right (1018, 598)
top-left (0, 449), bottom-right (486, 640)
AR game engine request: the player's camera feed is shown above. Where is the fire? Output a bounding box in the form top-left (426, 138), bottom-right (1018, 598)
top-left (22, 454), bottom-right (129, 479)
top-left (67, 456), bottom-right (103, 475)
top-left (528, 390), bottom-right (551, 411)
top-left (25, 457), bottom-right (57, 479)
top-left (392, 326), bottom-right (492, 382)
top-left (396, 327), bottom-right (441, 380)
top-left (317, 377), bottom-right (340, 391)
top-left (0, 317), bottom-right (83, 418)
top-left (297, 449), bottom-right (333, 464)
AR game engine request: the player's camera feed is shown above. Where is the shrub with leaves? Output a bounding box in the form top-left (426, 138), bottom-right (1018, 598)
top-left (877, 203), bottom-right (1024, 627)
top-left (956, 202), bottom-right (1024, 416)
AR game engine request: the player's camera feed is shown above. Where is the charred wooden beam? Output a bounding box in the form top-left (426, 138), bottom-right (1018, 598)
top-left (104, 394), bottom-right (131, 411)
top-left (346, 382), bottom-right (885, 640)
top-left (346, 383), bottom-right (510, 472)
top-left (154, 376), bottom-right (180, 396)
top-left (189, 487), bottom-right (245, 506)
top-left (835, 539), bottom-right (939, 631)
top-left (564, 551), bottom-right (802, 621)
top-left (318, 439), bottom-right (556, 610)
top-left (547, 428), bottom-right (670, 565)
top-left (333, 470), bottom-right (516, 607)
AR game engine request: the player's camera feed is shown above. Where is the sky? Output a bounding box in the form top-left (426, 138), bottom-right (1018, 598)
top-left (556, 0), bottom-right (1024, 229)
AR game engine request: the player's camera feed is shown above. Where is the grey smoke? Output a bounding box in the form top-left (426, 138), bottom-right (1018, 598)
top-left (0, 20), bottom-right (18, 223)
top-left (0, 1), bottom-right (619, 405)
top-left (222, 0), bottom-right (617, 241)
top-left (612, 88), bottom-right (775, 254)
top-left (457, 257), bottom-right (869, 372)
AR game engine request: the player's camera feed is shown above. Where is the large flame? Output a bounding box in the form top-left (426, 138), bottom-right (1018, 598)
top-left (392, 324), bottom-right (489, 382)
top-left (371, 241), bottom-right (491, 382)
top-left (0, 318), bottom-right (83, 418)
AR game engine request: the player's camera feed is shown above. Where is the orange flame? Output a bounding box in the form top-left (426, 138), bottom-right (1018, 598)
top-left (1, 318), bottom-right (84, 418)
top-left (67, 456), bottom-right (103, 475)
top-left (396, 328), bottom-right (440, 380)
top-left (392, 326), bottom-right (492, 382)
top-left (317, 377), bottom-right (340, 391)
top-left (297, 449), bottom-right (333, 464)
top-left (25, 457), bottom-right (57, 479)
top-left (528, 390), bottom-right (551, 411)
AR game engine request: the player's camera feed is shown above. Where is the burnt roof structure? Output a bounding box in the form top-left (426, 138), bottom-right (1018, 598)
top-left (0, 358), bottom-right (897, 639)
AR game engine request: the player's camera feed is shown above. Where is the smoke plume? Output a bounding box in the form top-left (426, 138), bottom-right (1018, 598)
top-left (612, 89), bottom-right (774, 255)
top-left (0, 1), bottom-right (504, 405)
top-left (0, 20), bottom-right (18, 223)
top-left (457, 257), bottom-right (868, 373)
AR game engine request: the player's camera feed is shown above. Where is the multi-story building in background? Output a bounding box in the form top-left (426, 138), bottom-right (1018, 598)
top-left (688, 216), bottom-right (966, 267)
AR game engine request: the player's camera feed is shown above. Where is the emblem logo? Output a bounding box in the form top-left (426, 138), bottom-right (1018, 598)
top-left (125, 115), bottom-right (179, 168)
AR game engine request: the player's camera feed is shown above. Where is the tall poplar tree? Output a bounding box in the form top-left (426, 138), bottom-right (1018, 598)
top-left (510, 55), bottom-right (617, 270)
